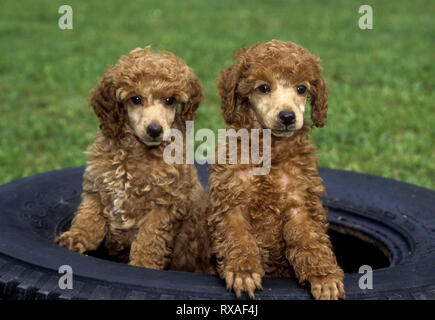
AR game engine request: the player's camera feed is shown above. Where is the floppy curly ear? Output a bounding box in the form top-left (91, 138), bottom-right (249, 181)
top-left (179, 75), bottom-right (203, 123)
top-left (89, 69), bottom-right (125, 138)
top-left (309, 70), bottom-right (329, 128)
top-left (218, 63), bottom-right (241, 124)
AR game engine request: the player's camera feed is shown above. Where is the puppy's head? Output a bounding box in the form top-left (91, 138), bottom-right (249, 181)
top-left (90, 47), bottom-right (203, 146)
top-left (219, 40), bottom-right (328, 135)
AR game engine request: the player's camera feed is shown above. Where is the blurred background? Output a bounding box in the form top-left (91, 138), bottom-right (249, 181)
top-left (0, 0), bottom-right (433, 189)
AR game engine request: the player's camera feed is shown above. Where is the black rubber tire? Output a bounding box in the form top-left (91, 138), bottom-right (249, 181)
top-left (0, 165), bottom-right (434, 300)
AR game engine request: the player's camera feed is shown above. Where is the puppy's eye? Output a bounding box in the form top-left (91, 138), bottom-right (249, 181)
top-left (297, 85), bottom-right (307, 95)
top-left (257, 84), bottom-right (271, 94)
top-left (164, 97), bottom-right (176, 106)
top-left (130, 96), bottom-right (143, 105)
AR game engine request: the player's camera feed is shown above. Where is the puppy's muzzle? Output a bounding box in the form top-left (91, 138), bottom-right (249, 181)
top-left (278, 110), bottom-right (296, 126)
top-left (146, 124), bottom-right (163, 139)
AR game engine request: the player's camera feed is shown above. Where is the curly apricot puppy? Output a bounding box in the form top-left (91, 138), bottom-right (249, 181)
top-left (56, 47), bottom-right (211, 272)
top-left (208, 40), bottom-right (345, 299)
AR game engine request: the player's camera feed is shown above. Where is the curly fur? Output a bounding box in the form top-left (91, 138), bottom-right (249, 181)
top-left (208, 40), bottom-right (345, 299)
top-left (56, 47), bottom-right (211, 273)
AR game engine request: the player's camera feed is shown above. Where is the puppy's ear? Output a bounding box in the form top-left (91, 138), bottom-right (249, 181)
top-left (180, 73), bottom-right (204, 123)
top-left (90, 69), bottom-right (125, 138)
top-left (218, 62), bottom-right (242, 124)
top-left (309, 61), bottom-right (328, 128)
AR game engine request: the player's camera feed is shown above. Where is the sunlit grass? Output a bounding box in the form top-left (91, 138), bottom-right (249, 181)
top-left (0, 0), bottom-right (433, 189)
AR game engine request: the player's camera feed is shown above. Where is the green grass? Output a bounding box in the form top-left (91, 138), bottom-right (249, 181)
top-left (0, 0), bottom-right (434, 189)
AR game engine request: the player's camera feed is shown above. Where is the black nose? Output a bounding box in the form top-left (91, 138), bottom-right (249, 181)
top-left (278, 110), bottom-right (296, 126)
top-left (146, 124), bottom-right (163, 139)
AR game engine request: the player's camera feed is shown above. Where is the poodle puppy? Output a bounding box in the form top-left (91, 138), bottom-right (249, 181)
top-left (56, 47), bottom-right (211, 273)
top-left (208, 40), bottom-right (345, 299)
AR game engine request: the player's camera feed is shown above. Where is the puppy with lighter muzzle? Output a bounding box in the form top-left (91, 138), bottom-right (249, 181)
top-left (208, 40), bottom-right (345, 300)
top-left (56, 47), bottom-right (213, 273)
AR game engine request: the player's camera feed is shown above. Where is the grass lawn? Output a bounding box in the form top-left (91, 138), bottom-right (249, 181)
top-left (0, 0), bottom-right (434, 189)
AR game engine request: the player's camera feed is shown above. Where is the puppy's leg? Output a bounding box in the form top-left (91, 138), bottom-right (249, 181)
top-left (170, 195), bottom-right (213, 273)
top-left (283, 204), bottom-right (345, 300)
top-left (56, 192), bottom-right (106, 253)
top-left (210, 206), bottom-right (264, 299)
top-left (129, 207), bottom-right (175, 269)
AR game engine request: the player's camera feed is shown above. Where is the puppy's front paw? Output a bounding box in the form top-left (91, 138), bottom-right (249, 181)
top-left (129, 258), bottom-right (162, 269)
top-left (309, 275), bottom-right (345, 300)
top-left (56, 231), bottom-right (88, 253)
top-left (225, 271), bottom-right (263, 299)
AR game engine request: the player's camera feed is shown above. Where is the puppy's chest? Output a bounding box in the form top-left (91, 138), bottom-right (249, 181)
top-left (236, 165), bottom-right (302, 208)
top-left (97, 159), bottom-right (184, 218)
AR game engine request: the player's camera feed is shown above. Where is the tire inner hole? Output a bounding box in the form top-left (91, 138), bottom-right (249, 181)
top-left (59, 218), bottom-right (392, 274)
top-left (329, 225), bottom-right (391, 273)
